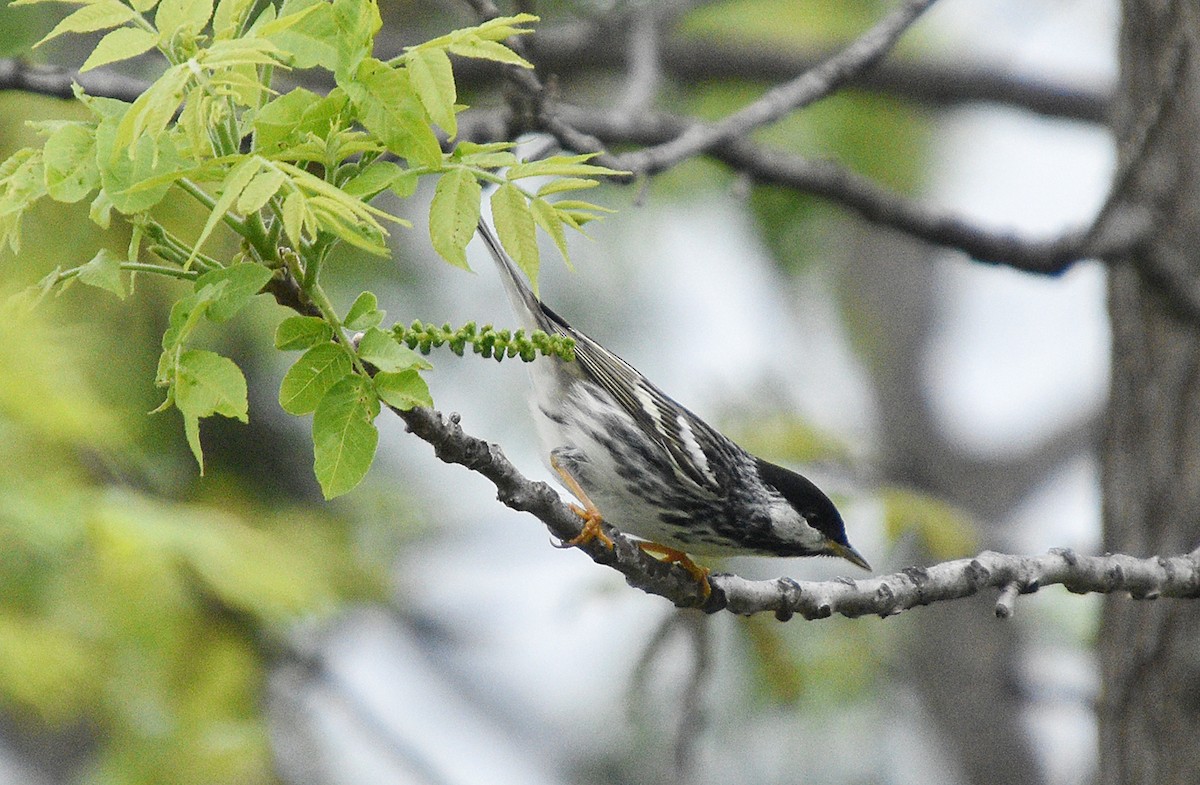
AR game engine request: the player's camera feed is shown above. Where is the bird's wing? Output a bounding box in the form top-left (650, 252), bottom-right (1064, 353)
top-left (475, 218), bottom-right (731, 498)
top-left (556, 316), bottom-right (731, 498)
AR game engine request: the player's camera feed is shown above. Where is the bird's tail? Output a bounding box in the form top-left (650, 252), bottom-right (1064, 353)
top-left (476, 218), bottom-right (547, 333)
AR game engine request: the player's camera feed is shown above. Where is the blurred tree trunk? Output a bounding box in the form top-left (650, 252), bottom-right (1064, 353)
top-left (840, 227), bottom-right (1051, 785)
top-left (1098, 4), bottom-right (1200, 784)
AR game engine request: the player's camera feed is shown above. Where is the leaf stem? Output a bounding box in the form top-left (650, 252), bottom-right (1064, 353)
top-left (55, 261), bottom-right (200, 285)
top-left (284, 251), bottom-right (369, 376)
top-left (176, 177), bottom-right (249, 237)
top-left (138, 220), bottom-right (222, 272)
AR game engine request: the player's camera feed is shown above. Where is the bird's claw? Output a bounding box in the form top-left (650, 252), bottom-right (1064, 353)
top-left (565, 503), bottom-right (615, 550)
top-left (637, 542), bottom-right (711, 599)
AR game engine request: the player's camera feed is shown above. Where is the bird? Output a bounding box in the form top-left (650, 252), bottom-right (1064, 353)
top-left (476, 218), bottom-right (870, 591)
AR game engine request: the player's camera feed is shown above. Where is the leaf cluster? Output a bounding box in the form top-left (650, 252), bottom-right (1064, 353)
top-left (0, 0), bottom-right (624, 497)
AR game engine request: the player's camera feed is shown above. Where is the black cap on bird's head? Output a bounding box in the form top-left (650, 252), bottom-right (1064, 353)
top-left (754, 458), bottom-right (871, 570)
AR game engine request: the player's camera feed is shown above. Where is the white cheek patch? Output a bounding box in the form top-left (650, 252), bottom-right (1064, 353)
top-left (770, 500), bottom-right (827, 550)
top-left (676, 413), bottom-right (718, 486)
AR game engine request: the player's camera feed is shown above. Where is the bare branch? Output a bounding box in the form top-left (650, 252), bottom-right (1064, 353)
top-left (0, 54), bottom-right (1126, 274)
top-left (393, 404), bottom-right (1200, 620)
top-left (613, 0), bottom-right (938, 176)
top-left (0, 58), bottom-right (149, 102)
top-left (5, 52), bottom-right (1194, 622)
top-left (448, 17), bottom-right (1111, 124)
top-left (716, 549), bottom-right (1200, 620)
top-left (395, 406), bottom-right (712, 608)
top-left (539, 104), bottom-right (1127, 272)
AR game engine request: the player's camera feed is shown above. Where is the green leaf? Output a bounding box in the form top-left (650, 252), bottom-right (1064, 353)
top-left (42, 122), bottom-right (99, 203)
top-left (156, 289), bottom-right (219, 385)
top-left (96, 106), bottom-right (185, 214)
top-left (491, 182), bottom-right (539, 290)
top-left (390, 168), bottom-right (419, 199)
top-left (236, 168), bottom-right (286, 215)
top-left (253, 88), bottom-right (320, 152)
top-left (453, 142), bottom-right (514, 155)
top-left (0, 152), bottom-right (46, 254)
top-left (507, 154), bottom-right (617, 180)
top-left (281, 189), bottom-right (306, 245)
top-left (279, 343), bottom-right (353, 415)
top-left (344, 291), bottom-right (383, 331)
top-left (34, 0), bottom-right (136, 47)
top-left (529, 196), bottom-right (568, 264)
top-left (373, 369), bottom-right (431, 411)
top-left (545, 199), bottom-right (614, 229)
top-left (447, 37), bottom-right (532, 68)
top-left (76, 248), bottom-right (126, 299)
top-left (0, 147), bottom-right (46, 254)
top-left (186, 157), bottom-right (261, 268)
top-left (89, 190), bottom-right (113, 229)
top-left (536, 177), bottom-right (599, 197)
top-left (271, 159), bottom-right (405, 253)
top-left (429, 167), bottom-right (481, 270)
top-left (342, 58), bottom-right (442, 169)
top-left (194, 263), bottom-right (274, 323)
top-left (312, 374), bottom-right (379, 499)
top-left (331, 0), bottom-right (381, 79)
top-left (80, 26), bottom-right (158, 72)
top-left (112, 62), bottom-right (190, 153)
top-left (340, 160), bottom-right (403, 199)
top-left (357, 327), bottom-right (430, 372)
top-left (414, 13), bottom-right (535, 51)
top-left (213, 0), bottom-right (256, 39)
top-left (474, 13), bottom-right (538, 41)
top-left (174, 349), bottom-right (249, 422)
top-left (155, 0), bottom-right (214, 43)
top-left (183, 411), bottom-right (204, 472)
top-left (263, 0), bottom-right (337, 69)
top-left (275, 316), bottom-right (333, 350)
top-left (306, 196), bottom-right (388, 254)
top-left (406, 47), bottom-right (456, 136)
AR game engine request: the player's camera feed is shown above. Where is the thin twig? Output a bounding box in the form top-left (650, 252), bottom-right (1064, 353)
top-left (613, 0), bottom-right (939, 176)
top-left (539, 105), bottom-right (1127, 271)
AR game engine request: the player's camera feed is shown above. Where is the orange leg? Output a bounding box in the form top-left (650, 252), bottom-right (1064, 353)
top-left (550, 454), bottom-right (615, 550)
top-left (637, 542), bottom-right (711, 599)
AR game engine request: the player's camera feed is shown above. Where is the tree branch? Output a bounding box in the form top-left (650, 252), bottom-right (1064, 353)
top-left (447, 16), bottom-right (1111, 124)
top-left (459, 104), bottom-right (1135, 272)
top-left (612, 0), bottom-right (938, 176)
top-left (12, 17), bottom-right (1199, 621)
top-left (390, 403), bottom-right (1200, 620)
top-left (0, 40), bottom-right (1136, 273)
top-left (525, 29), bottom-right (1113, 125)
top-left (0, 58), bottom-right (149, 102)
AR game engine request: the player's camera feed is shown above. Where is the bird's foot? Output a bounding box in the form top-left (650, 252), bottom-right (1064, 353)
top-left (637, 542), bottom-right (711, 599)
top-left (552, 454), bottom-right (615, 550)
top-left (564, 502), bottom-right (615, 549)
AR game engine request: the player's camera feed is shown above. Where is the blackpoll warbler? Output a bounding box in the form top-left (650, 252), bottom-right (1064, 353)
top-left (477, 220), bottom-right (870, 586)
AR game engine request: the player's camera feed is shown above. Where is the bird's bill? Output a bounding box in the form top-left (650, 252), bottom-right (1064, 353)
top-left (828, 541), bottom-right (872, 571)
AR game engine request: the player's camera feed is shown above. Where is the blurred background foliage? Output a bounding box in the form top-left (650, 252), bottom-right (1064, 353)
top-left (0, 85), bottom-right (393, 785)
top-left (0, 0), bottom-right (1005, 782)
